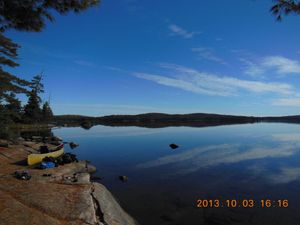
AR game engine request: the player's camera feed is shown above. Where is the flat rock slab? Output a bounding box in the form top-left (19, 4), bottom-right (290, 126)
top-left (0, 142), bottom-right (138, 225)
top-left (0, 179), bottom-right (97, 224)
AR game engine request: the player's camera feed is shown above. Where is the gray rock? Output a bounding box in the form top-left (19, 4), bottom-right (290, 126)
top-left (69, 142), bottom-right (79, 149)
top-left (75, 173), bottom-right (90, 184)
top-left (119, 175), bottom-right (128, 182)
top-left (169, 143), bottom-right (179, 149)
top-left (92, 183), bottom-right (139, 225)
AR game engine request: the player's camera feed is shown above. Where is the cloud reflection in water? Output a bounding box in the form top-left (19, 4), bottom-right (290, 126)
top-left (137, 133), bottom-right (300, 181)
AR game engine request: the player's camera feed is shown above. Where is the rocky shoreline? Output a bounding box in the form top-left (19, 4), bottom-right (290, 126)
top-left (0, 139), bottom-right (138, 225)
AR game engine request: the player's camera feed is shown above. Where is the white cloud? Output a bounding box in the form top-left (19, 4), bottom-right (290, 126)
top-left (262, 56), bottom-right (300, 74)
top-left (168, 24), bottom-right (199, 39)
top-left (243, 56), bottom-right (300, 76)
top-left (192, 47), bottom-right (227, 64)
top-left (239, 58), bottom-right (265, 77)
top-left (134, 72), bottom-right (228, 96)
top-left (133, 64), bottom-right (294, 96)
top-left (272, 97), bottom-right (300, 107)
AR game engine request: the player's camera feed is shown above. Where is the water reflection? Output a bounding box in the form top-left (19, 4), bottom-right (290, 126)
top-left (272, 133), bottom-right (300, 142)
top-left (0, 126), bottom-right (53, 140)
top-left (53, 123), bottom-right (300, 225)
top-left (137, 144), bottom-right (297, 174)
top-left (269, 167), bottom-right (300, 184)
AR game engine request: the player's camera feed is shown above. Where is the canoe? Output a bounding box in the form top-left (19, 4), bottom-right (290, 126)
top-left (27, 144), bottom-right (64, 166)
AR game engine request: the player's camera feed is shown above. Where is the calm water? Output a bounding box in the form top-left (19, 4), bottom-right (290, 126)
top-left (54, 123), bottom-right (300, 225)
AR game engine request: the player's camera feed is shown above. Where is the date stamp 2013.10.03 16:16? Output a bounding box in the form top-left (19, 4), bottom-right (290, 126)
top-left (196, 199), bottom-right (289, 208)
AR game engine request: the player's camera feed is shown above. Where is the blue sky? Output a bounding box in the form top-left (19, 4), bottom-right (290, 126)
top-left (6, 0), bottom-right (300, 116)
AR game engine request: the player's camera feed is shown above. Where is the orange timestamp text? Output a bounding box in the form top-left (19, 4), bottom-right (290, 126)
top-left (196, 199), bottom-right (289, 208)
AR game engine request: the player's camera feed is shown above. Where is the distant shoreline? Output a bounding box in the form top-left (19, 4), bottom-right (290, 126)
top-left (49, 113), bottom-right (300, 129)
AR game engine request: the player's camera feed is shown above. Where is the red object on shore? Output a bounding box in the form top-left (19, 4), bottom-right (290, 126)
top-left (55, 143), bottom-right (64, 151)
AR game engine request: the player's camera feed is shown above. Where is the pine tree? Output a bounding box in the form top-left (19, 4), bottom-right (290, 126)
top-left (0, 103), bottom-right (10, 126)
top-left (23, 75), bottom-right (45, 122)
top-left (0, 33), bottom-right (29, 126)
top-left (0, 33), bottom-right (30, 104)
top-left (5, 92), bottom-right (22, 122)
top-left (271, 0), bottom-right (300, 20)
top-left (30, 74), bottom-right (44, 102)
top-left (23, 90), bottom-right (42, 123)
top-left (0, 0), bottom-right (100, 32)
top-left (42, 101), bottom-right (53, 122)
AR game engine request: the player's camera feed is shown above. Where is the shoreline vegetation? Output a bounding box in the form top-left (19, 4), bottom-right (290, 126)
top-left (51, 113), bottom-right (300, 129)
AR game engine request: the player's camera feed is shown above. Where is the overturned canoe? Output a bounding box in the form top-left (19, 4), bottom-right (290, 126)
top-left (27, 144), bottom-right (64, 166)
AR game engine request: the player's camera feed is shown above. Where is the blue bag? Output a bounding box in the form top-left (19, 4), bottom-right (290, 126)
top-left (40, 161), bottom-right (56, 169)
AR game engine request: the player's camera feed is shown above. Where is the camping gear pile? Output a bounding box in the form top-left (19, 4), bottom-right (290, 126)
top-left (13, 137), bottom-right (81, 182)
top-left (31, 142), bottom-right (79, 169)
top-left (38, 153), bottom-right (78, 169)
top-left (14, 171), bottom-right (31, 180)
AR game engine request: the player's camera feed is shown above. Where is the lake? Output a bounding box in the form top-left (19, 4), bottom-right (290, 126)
top-left (53, 123), bottom-right (300, 225)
